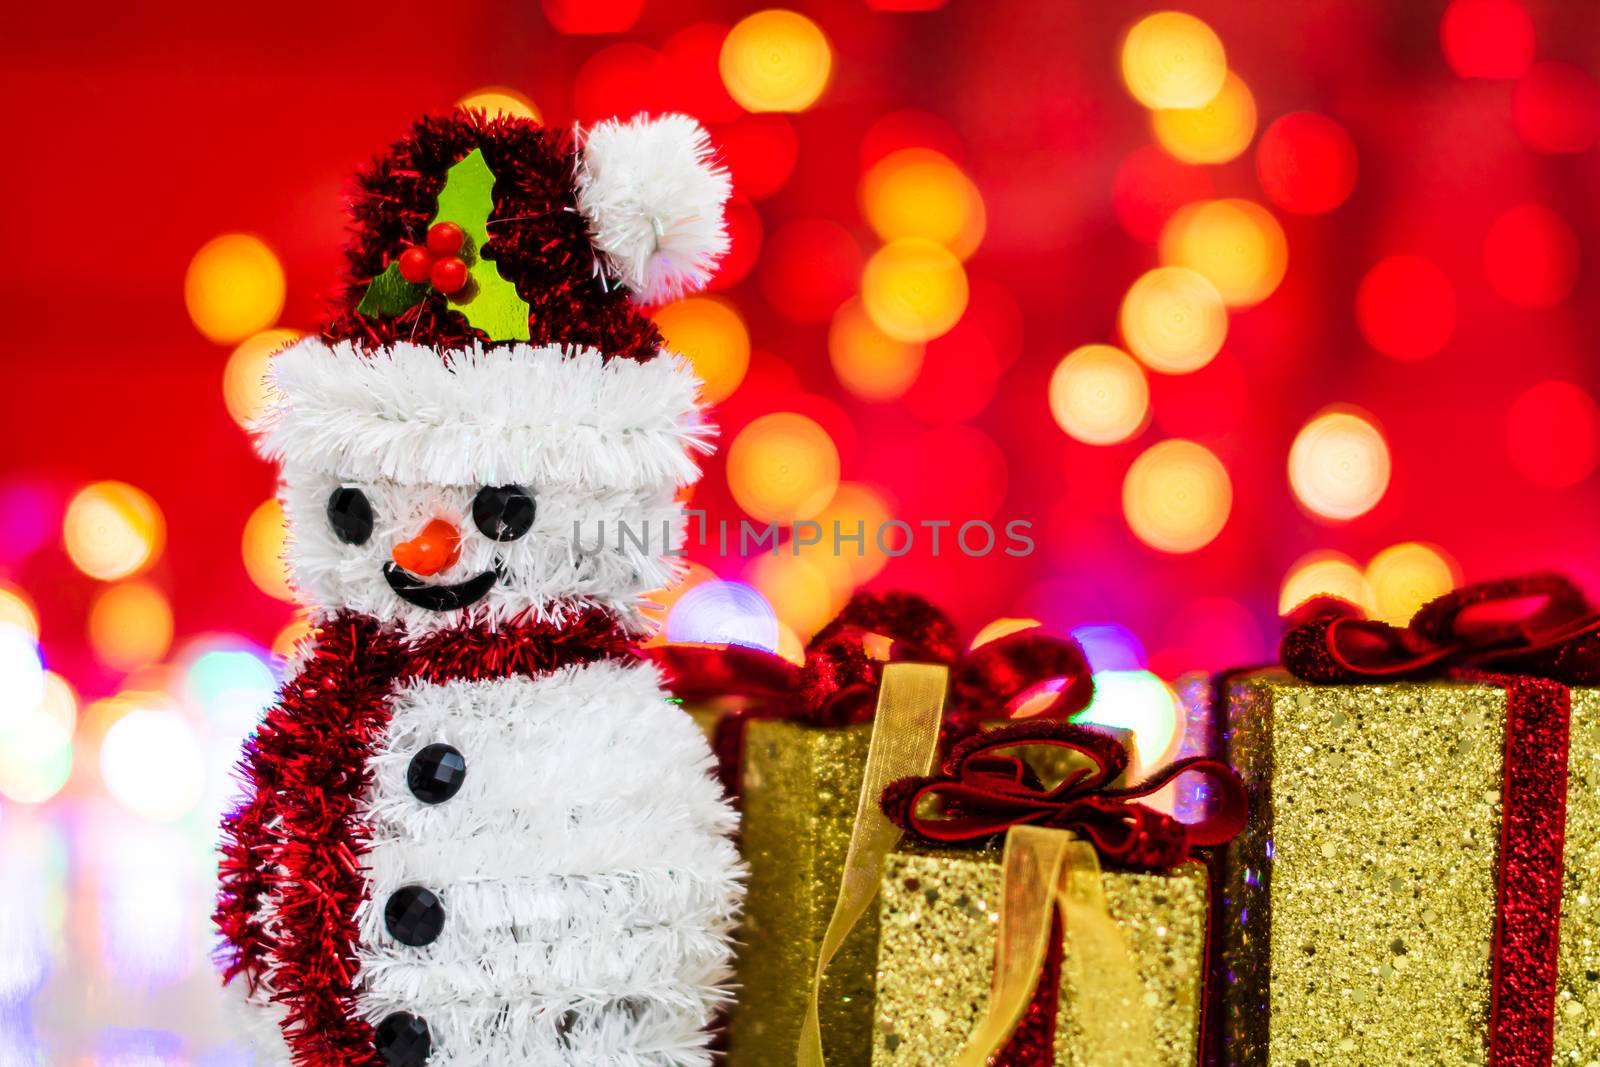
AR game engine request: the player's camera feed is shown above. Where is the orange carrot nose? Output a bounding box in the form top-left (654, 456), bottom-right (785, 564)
top-left (391, 518), bottom-right (462, 576)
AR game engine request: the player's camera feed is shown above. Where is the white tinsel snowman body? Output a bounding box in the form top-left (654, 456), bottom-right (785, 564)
top-left (214, 111), bottom-right (743, 1067)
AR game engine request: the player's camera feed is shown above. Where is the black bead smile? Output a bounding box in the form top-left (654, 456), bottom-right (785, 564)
top-left (383, 562), bottom-right (502, 612)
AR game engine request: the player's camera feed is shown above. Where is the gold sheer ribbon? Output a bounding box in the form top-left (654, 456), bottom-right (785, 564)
top-left (795, 662), bottom-right (949, 1067)
top-left (952, 824), bottom-right (1158, 1067)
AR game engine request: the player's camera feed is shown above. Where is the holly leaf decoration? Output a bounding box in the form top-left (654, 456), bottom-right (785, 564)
top-left (355, 262), bottom-right (426, 317)
top-left (431, 149), bottom-right (531, 342)
top-left (355, 147), bottom-right (531, 341)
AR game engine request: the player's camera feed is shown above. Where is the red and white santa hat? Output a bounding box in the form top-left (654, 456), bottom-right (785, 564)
top-left (255, 110), bottom-right (730, 492)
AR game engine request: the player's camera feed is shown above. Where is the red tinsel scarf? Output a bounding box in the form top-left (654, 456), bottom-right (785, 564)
top-left (214, 607), bottom-right (635, 1066)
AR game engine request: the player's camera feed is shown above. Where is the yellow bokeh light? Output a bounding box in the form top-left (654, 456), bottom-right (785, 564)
top-left (748, 553), bottom-right (839, 638)
top-left (242, 499), bottom-right (294, 602)
top-left (0, 583), bottom-right (39, 640)
top-left (720, 9), bottom-right (832, 113)
top-left (1288, 407), bottom-right (1392, 521)
top-left (1122, 439), bottom-right (1232, 553)
top-left (860, 148), bottom-right (986, 260)
top-left (272, 615), bottom-right (316, 662)
top-left (457, 86), bottom-right (541, 122)
top-left (828, 298), bottom-right (925, 401)
top-left (1152, 72), bottom-right (1257, 165)
top-left (653, 296), bottom-right (751, 404)
top-left (1279, 550), bottom-right (1375, 616)
top-left (861, 238), bottom-right (970, 343)
top-left (797, 481), bottom-right (894, 589)
top-left (1048, 344), bottom-right (1151, 445)
top-left (1366, 542), bottom-right (1459, 625)
top-left (775, 622), bottom-right (807, 666)
top-left (1119, 266), bottom-right (1228, 374)
top-left (223, 328), bottom-right (301, 430)
top-left (63, 481), bottom-right (165, 581)
top-left (184, 234), bottom-right (286, 345)
top-left (1159, 199), bottom-right (1288, 307)
top-left (727, 413), bottom-right (841, 523)
top-left (970, 617), bottom-right (1042, 650)
top-left (87, 581), bottom-right (174, 671)
top-left (1121, 11), bottom-right (1228, 109)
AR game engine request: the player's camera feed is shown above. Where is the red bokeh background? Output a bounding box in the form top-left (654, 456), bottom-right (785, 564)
top-left (4, 0), bottom-right (1600, 699)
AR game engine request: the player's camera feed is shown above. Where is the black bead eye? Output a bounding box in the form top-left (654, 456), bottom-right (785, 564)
top-left (327, 488), bottom-right (374, 545)
top-left (472, 485), bottom-right (535, 541)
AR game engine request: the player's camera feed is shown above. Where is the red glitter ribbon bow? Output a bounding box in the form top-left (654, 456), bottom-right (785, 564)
top-left (1281, 572), bottom-right (1600, 1067)
top-left (881, 719), bottom-right (1247, 872)
top-left (1281, 571), bottom-right (1600, 685)
top-left (652, 590), bottom-right (1094, 725)
top-left (648, 592), bottom-right (1095, 794)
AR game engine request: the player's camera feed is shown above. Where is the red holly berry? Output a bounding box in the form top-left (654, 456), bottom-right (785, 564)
top-left (398, 247), bottom-right (433, 284)
top-left (430, 257), bottom-right (468, 294)
top-left (427, 222), bottom-right (465, 256)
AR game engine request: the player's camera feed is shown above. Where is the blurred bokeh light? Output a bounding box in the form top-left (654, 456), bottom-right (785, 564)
top-left (1119, 266), bottom-right (1228, 373)
top-left (1255, 112), bottom-right (1358, 214)
top-left (726, 412), bottom-right (841, 522)
top-left (1288, 407), bottom-right (1392, 521)
top-left (1120, 12), bottom-right (1227, 110)
top-left (1049, 344), bottom-right (1151, 445)
top-left (1159, 198), bottom-right (1287, 307)
top-left (861, 238), bottom-right (969, 343)
top-left (1122, 439), bottom-right (1232, 553)
top-left (860, 148), bottom-right (985, 259)
top-left (222, 328), bottom-right (299, 430)
top-left (1366, 542), bottom-right (1460, 624)
top-left (99, 702), bottom-right (205, 822)
top-left (828, 298), bottom-right (924, 401)
top-left (1151, 72), bottom-right (1257, 165)
top-left (1279, 550), bottom-right (1375, 616)
top-left (242, 500), bottom-right (293, 602)
top-left (720, 9), bottom-right (832, 113)
top-left (654, 296), bottom-right (752, 403)
top-left (666, 579), bottom-right (780, 651)
top-left (1356, 254), bottom-right (1457, 361)
top-left (62, 482), bottom-right (165, 582)
top-left (183, 234), bottom-right (285, 345)
top-left (87, 582), bottom-right (174, 671)
top-left (456, 85), bottom-right (541, 120)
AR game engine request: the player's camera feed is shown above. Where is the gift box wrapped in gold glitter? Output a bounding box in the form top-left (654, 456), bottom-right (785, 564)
top-left (650, 592), bottom-right (1103, 1063)
top-left (873, 844), bottom-right (1212, 1065)
top-left (865, 718), bottom-right (1245, 1067)
top-left (725, 718), bottom-right (879, 1062)
top-left (725, 716), bottom-right (1137, 1063)
top-left (1223, 574), bottom-right (1600, 1066)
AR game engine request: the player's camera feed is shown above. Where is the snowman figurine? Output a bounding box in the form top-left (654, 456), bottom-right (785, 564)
top-left (213, 110), bottom-right (743, 1067)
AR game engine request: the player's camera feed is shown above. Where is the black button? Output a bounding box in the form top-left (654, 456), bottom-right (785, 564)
top-left (385, 886), bottom-right (445, 947)
top-left (407, 744), bottom-right (466, 805)
top-left (374, 1011), bottom-right (431, 1066)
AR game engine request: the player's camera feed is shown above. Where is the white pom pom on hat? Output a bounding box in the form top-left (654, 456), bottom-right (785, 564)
top-left (575, 113), bottom-right (732, 305)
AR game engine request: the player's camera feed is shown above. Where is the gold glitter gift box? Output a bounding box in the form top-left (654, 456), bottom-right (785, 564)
top-left (872, 845), bottom-right (1212, 1065)
top-left (723, 718), bottom-right (1137, 1063)
top-left (1221, 671), bottom-right (1600, 1065)
top-left (724, 717), bottom-right (879, 1063)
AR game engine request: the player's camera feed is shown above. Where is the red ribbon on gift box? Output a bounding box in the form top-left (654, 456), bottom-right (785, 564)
top-left (882, 719), bottom-right (1246, 869)
top-left (1281, 572), bottom-right (1600, 1067)
top-left (647, 591), bottom-right (1096, 794)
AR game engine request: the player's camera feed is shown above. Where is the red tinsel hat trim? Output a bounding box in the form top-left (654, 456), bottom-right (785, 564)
top-left (323, 110), bottom-right (662, 361)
